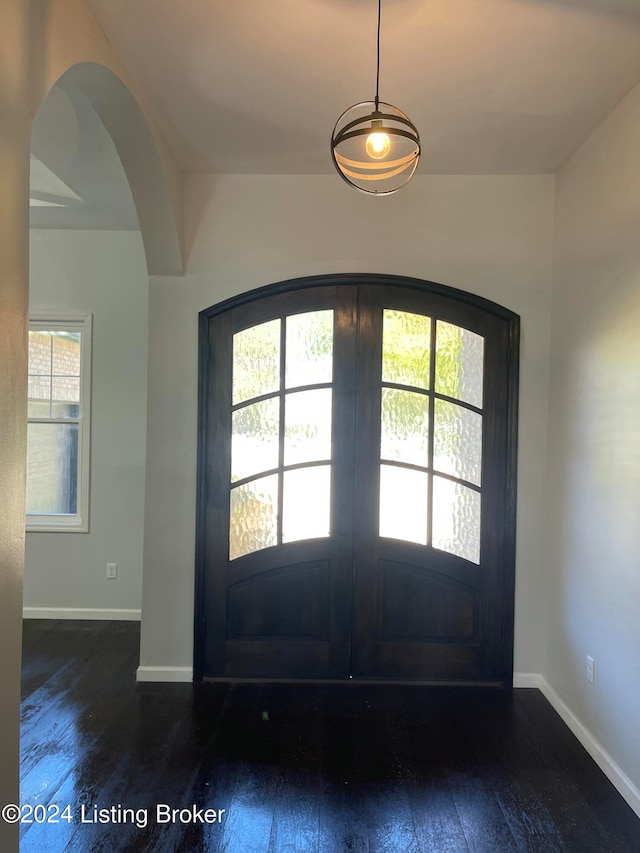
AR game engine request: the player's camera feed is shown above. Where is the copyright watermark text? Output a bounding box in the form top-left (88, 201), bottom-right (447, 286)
top-left (1, 803), bottom-right (226, 830)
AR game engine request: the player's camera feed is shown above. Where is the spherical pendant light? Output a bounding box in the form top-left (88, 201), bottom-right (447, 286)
top-left (331, 0), bottom-right (420, 195)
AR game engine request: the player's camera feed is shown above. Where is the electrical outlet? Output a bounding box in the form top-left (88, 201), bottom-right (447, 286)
top-left (586, 655), bottom-right (595, 685)
top-left (106, 562), bottom-right (117, 580)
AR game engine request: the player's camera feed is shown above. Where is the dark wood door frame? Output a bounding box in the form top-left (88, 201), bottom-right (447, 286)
top-left (194, 273), bottom-right (519, 684)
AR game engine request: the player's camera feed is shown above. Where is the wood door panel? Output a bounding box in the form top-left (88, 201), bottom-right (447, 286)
top-left (224, 639), bottom-right (330, 678)
top-left (228, 561), bottom-right (330, 640)
top-left (374, 643), bottom-right (481, 681)
top-left (379, 561), bottom-right (479, 642)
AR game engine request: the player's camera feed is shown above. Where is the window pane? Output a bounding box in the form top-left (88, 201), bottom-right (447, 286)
top-left (229, 474), bottom-right (279, 560)
top-left (434, 400), bottom-right (482, 486)
top-left (435, 321), bottom-right (484, 408)
top-left (380, 388), bottom-right (429, 466)
top-left (285, 310), bottom-right (333, 389)
top-left (432, 476), bottom-right (481, 564)
top-left (28, 331), bottom-right (52, 374)
top-left (282, 466), bottom-right (331, 543)
top-left (52, 331), bottom-right (81, 376)
top-left (52, 376), bottom-right (80, 418)
top-left (28, 375), bottom-right (51, 418)
top-left (231, 397), bottom-right (280, 483)
top-left (232, 319), bottom-right (281, 405)
top-left (382, 310), bottom-right (430, 390)
top-left (379, 464), bottom-right (428, 545)
top-left (26, 423), bottom-right (78, 515)
top-left (284, 389), bottom-right (332, 466)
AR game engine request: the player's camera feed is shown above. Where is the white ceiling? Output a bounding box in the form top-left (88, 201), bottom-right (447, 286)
top-left (85, 0), bottom-right (640, 175)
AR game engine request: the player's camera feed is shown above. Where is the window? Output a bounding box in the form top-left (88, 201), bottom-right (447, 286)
top-left (26, 315), bottom-right (92, 532)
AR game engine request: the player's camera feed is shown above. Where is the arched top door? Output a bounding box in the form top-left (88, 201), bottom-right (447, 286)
top-left (195, 275), bottom-right (519, 684)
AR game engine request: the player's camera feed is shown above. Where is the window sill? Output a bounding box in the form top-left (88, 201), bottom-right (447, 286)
top-left (26, 520), bottom-right (89, 534)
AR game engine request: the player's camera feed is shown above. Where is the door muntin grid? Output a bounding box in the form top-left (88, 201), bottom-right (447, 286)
top-left (378, 311), bottom-right (485, 564)
top-left (229, 310), bottom-right (334, 560)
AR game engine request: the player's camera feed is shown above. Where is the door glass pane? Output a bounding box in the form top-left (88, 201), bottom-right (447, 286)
top-left (285, 310), bottom-right (333, 389)
top-left (284, 389), bottom-right (332, 466)
top-left (435, 321), bottom-right (484, 408)
top-left (231, 397), bottom-right (280, 483)
top-left (380, 388), bottom-right (429, 466)
top-left (282, 465), bottom-right (331, 543)
top-left (26, 423), bottom-right (78, 515)
top-left (432, 476), bottom-right (481, 564)
top-left (229, 474), bottom-right (279, 560)
top-left (434, 400), bottom-right (482, 486)
top-left (232, 319), bottom-right (281, 405)
top-left (382, 310), bottom-right (430, 390)
top-left (379, 464), bottom-right (428, 545)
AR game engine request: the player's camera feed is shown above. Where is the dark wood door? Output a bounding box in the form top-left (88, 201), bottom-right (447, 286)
top-left (351, 285), bottom-right (513, 681)
top-left (195, 275), bottom-right (518, 684)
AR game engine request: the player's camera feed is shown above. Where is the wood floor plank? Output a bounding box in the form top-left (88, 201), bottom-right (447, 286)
top-left (447, 768), bottom-right (519, 853)
top-left (19, 621), bottom-right (640, 853)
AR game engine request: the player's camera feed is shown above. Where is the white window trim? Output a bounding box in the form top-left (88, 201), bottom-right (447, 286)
top-left (26, 313), bottom-right (92, 533)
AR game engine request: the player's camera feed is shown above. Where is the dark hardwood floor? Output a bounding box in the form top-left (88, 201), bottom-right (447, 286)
top-left (19, 620), bottom-right (640, 852)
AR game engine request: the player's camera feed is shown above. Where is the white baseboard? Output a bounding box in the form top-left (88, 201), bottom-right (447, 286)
top-left (23, 607), bottom-right (141, 621)
top-left (136, 666), bottom-right (193, 683)
top-left (517, 671), bottom-right (640, 817)
top-left (513, 672), bottom-right (540, 688)
top-left (537, 675), bottom-right (640, 818)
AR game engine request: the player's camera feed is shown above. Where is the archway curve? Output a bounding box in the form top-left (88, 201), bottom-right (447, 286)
top-left (36, 62), bottom-right (183, 276)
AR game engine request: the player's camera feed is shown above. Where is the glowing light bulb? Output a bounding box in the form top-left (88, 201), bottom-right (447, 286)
top-left (365, 130), bottom-right (391, 160)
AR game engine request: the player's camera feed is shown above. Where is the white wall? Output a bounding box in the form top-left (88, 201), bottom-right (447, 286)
top-left (546, 80), bottom-right (640, 800)
top-left (25, 229), bottom-right (148, 615)
top-left (140, 173), bottom-right (555, 674)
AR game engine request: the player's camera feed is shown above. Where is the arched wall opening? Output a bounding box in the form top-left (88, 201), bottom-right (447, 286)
top-left (25, 61), bottom-right (181, 644)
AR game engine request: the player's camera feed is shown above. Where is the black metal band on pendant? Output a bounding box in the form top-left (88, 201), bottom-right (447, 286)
top-left (334, 126), bottom-right (420, 147)
top-left (329, 151), bottom-right (420, 195)
top-left (334, 109), bottom-right (419, 142)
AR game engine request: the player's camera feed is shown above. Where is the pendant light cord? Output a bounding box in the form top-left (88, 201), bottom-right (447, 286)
top-left (375, 0), bottom-right (381, 110)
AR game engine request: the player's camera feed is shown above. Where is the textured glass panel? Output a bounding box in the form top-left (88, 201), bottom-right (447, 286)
top-left (282, 465), bottom-right (331, 543)
top-left (232, 319), bottom-right (280, 405)
top-left (432, 476), bottom-right (481, 564)
top-left (379, 464), bottom-right (428, 545)
top-left (382, 310), bottom-right (430, 390)
top-left (231, 397), bottom-right (280, 483)
top-left (380, 388), bottom-right (429, 466)
top-left (284, 389), bottom-right (332, 466)
top-left (285, 310), bottom-right (333, 389)
top-left (229, 474), bottom-right (278, 560)
top-left (26, 423), bottom-right (79, 515)
top-left (434, 400), bottom-right (482, 486)
top-left (435, 321), bottom-right (484, 408)
top-left (52, 332), bottom-right (81, 376)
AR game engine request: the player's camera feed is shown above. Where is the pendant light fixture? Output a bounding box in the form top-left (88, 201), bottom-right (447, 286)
top-left (331, 0), bottom-right (420, 195)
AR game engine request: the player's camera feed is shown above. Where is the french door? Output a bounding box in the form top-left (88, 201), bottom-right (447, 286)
top-left (195, 275), bottom-right (519, 684)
